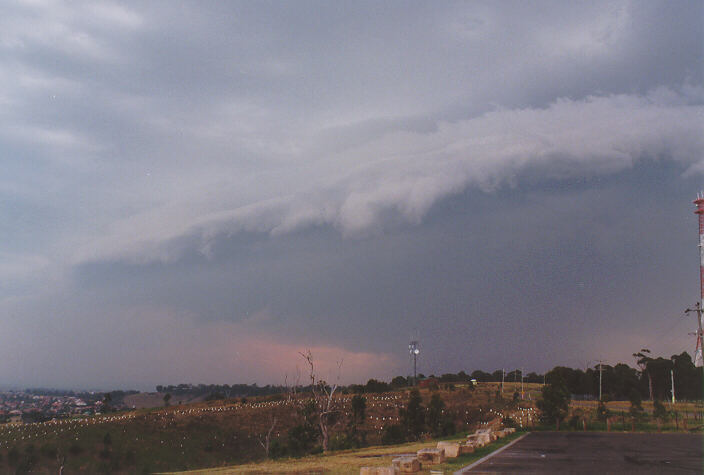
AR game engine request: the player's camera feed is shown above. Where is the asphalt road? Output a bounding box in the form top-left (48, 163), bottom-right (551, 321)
top-left (461, 432), bottom-right (703, 474)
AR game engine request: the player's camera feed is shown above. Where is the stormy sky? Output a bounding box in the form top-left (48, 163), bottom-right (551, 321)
top-left (1, 0), bottom-right (703, 390)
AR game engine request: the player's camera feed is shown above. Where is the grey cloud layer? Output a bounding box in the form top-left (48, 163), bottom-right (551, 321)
top-left (0, 0), bottom-right (702, 388)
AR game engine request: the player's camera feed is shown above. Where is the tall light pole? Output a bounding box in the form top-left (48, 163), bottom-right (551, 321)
top-left (409, 341), bottom-right (420, 385)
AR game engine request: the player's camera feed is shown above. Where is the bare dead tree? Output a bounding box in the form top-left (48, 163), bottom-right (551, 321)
top-left (299, 350), bottom-right (343, 453)
top-left (285, 366), bottom-right (302, 403)
top-left (56, 450), bottom-right (66, 475)
top-left (257, 414), bottom-right (278, 458)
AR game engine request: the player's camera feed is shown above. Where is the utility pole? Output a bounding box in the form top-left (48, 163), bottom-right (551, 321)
top-left (685, 303), bottom-right (704, 368)
top-left (671, 369), bottom-right (676, 404)
top-left (520, 368), bottom-right (524, 400)
top-left (501, 368), bottom-right (504, 394)
top-left (597, 360), bottom-right (605, 401)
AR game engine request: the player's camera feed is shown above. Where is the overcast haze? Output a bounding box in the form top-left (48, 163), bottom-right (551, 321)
top-left (1, 0), bottom-right (703, 390)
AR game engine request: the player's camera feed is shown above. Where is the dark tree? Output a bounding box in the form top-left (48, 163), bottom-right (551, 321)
top-left (426, 393), bottom-right (445, 436)
top-left (390, 376), bottom-right (408, 388)
top-left (400, 389), bottom-right (425, 440)
top-left (364, 379), bottom-right (390, 393)
top-left (633, 349), bottom-right (654, 401)
top-left (347, 395), bottom-right (367, 447)
top-left (351, 394), bottom-right (366, 425)
top-left (671, 352), bottom-right (701, 400)
top-left (537, 376), bottom-right (571, 430)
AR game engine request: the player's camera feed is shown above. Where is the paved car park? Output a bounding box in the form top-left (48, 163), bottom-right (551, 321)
top-left (460, 431), bottom-right (703, 473)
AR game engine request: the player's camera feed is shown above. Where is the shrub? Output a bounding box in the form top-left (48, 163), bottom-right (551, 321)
top-left (567, 414), bottom-right (581, 430)
top-left (328, 433), bottom-right (355, 451)
top-left (381, 424), bottom-right (405, 445)
top-left (596, 400), bottom-right (610, 422)
top-left (68, 443), bottom-right (83, 456)
top-left (286, 424), bottom-right (318, 455)
top-left (653, 400), bottom-right (669, 421)
top-left (269, 439), bottom-right (286, 458)
top-left (39, 443), bottom-right (57, 459)
top-left (440, 416), bottom-right (456, 436)
top-left (15, 456), bottom-right (36, 475)
top-left (7, 447), bottom-right (20, 467)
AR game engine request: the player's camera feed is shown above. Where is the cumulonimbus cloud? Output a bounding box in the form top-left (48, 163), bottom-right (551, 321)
top-left (79, 87), bottom-right (704, 264)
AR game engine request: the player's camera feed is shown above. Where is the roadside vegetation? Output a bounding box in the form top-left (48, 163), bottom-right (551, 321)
top-left (537, 372), bottom-right (704, 433)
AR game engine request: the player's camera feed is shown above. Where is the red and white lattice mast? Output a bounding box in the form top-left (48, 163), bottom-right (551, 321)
top-left (691, 193), bottom-right (704, 367)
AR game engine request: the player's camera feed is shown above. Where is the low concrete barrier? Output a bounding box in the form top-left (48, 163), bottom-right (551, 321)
top-left (466, 434), bottom-right (486, 448)
top-left (417, 447), bottom-right (445, 464)
top-left (436, 441), bottom-right (461, 458)
top-left (392, 456), bottom-right (421, 473)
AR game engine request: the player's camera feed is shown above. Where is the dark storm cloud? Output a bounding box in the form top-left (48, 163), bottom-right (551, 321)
top-left (0, 0), bottom-right (702, 388)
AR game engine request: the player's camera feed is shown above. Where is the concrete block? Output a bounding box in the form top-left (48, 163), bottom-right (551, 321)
top-left (436, 441), bottom-right (461, 458)
top-left (473, 428), bottom-right (492, 444)
top-left (466, 435), bottom-right (485, 448)
top-left (392, 456), bottom-right (421, 473)
top-left (360, 467), bottom-right (395, 475)
top-left (417, 447), bottom-right (445, 464)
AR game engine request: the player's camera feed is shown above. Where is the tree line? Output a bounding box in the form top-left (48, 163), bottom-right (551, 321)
top-left (155, 350), bottom-right (702, 402)
top-left (545, 351), bottom-right (701, 401)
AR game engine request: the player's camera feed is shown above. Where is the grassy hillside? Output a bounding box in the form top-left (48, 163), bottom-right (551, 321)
top-left (0, 383), bottom-right (538, 473)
